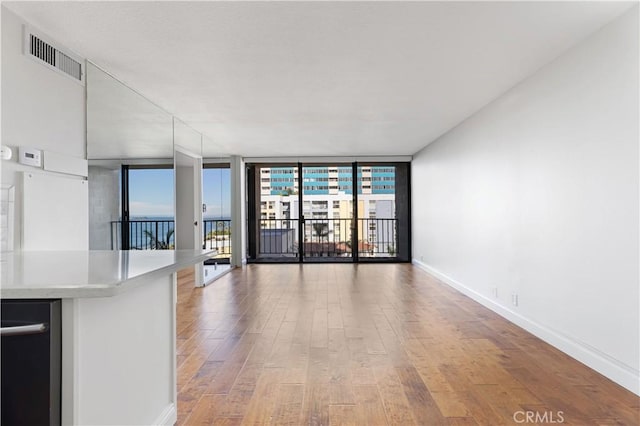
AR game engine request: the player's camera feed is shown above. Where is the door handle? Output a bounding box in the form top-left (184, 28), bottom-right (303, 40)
top-left (1, 323), bottom-right (48, 337)
top-left (194, 221), bottom-right (198, 226)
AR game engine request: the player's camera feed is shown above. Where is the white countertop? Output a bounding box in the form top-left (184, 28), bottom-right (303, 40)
top-left (0, 249), bottom-right (216, 299)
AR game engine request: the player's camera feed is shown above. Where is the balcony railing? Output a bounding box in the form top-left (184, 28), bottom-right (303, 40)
top-left (259, 219), bottom-right (299, 257)
top-left (110, 219), bottom-right (231, 259)
top-left (258, 218), bottom-right (398, 258)
top-left (355, 218), bottom-right (398, 257)
top-left (202, 220), bottom-right (232, 258)
top-left (110, 219), bottom-right (175, 250)
top-left (109, 217), bottom-right (395, 259)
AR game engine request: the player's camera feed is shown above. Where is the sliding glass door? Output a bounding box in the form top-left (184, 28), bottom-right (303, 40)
top-left (248, 162), bottom-right (410, 263)
top-left (301, 165), bottom-right (354, 262)
top-left (254, 164), bottom-right (301, 260)
top-left (202, 164), bottom-right (232, 262)
top-left (356, 164), bottom-right (398, 259)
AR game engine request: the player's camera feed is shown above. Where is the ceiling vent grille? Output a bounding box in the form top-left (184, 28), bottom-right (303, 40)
top-left (24, 26), bottom-right (84, 85)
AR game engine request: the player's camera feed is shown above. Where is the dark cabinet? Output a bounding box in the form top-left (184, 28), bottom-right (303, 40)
top-left (1, 299), bottom-right (61, 426)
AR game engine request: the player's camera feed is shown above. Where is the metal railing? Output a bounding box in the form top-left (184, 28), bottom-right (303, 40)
top-left (258, 218), bottom-right (398, 259)
top-left (302, 218), bottom-right (353, 258)
top-left (110, 219), bottom-right (231, 259)
top-left (110, 219), bottom-right (175, 250)
top-left (259, 219), bottom-right (299, 257)
top-left (109, 217), bottom-right (395, 259)
top-left (202, 220), bottom-right (232, 259)
top-left (356, 218), bottom-right (398, 257)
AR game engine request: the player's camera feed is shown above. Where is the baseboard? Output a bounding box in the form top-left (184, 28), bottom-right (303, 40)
top-left (412, 259), bottom-right (640, 396)
top-left (153, 403), bottom-right (177, 426)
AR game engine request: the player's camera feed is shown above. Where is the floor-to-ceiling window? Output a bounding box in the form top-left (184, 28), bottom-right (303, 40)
top-left (301, 164), bottom-right (354, 261)
top-left (252, 164), bottom-right (301, 260)
top-left (247, 162), bottom-right (410, 263)
top-left (356, 164), bottom-right (398, 259)
top-left (202, 164), bottom-right (232, 262)
top-left (116, 165), bottom-right (175, 250)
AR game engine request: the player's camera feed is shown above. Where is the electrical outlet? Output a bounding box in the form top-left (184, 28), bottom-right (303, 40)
top-left (491, 287), bottom-right (498, 298)
top-left (420, 255), bottom-right (424, 261)
top-left (512, 293), bottom-right (519, 306)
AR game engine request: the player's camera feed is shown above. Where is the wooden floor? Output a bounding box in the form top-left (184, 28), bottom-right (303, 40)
top-left (175, 264), bottom-right (639, 425)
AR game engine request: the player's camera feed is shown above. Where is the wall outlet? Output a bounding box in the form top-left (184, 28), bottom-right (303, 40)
top-left (420, 255), bottom-right (424, 261)
top-left (491, 287), bottom-right (498, 298)
top-left (512, 293), bottom-right (519, 306)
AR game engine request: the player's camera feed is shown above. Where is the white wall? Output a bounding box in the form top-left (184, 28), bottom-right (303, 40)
top-left (1, 7), bottom-right (87, 250)
top-left (88, 166), bottom-right (119, 250)
top-left (412, 7), bottom-right (639, 394)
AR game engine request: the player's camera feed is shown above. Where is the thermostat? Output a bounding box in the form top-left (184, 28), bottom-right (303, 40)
top-left (18, 147), bottom-right (42, 167)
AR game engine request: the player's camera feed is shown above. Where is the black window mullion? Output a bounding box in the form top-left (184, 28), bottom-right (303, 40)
top-left (121, 165), bottom-right (130, 250)
top-left (298, 162), bottom-right (304, 263)
top-left (246, 165), bottom-right (258, 260)
top-left (352, 162), bottom-right (359, 263)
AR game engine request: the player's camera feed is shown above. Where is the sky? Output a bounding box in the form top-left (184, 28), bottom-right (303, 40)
top-left (128, 168), bottom-right (231, 218)
top-left (202, 168), bottom-right (232, 218)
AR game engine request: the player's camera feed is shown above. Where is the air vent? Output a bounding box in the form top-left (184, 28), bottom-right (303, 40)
top-left (23, 26), bottom-right (84, 85)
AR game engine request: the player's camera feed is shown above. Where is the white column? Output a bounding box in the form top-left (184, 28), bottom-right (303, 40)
top-left (174, 148), bottom-right (204, 286)
top-left (230, 155), bottom-right (246, 267)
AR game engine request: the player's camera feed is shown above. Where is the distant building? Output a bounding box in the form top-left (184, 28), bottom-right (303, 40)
top-left (258, 166), bottom-right (397, 257)
top-left (260, 166), bottom-right (395, 196)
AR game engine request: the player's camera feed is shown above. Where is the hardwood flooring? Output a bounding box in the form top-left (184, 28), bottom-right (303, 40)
top-left (175, 264), bottom-right (639, 425)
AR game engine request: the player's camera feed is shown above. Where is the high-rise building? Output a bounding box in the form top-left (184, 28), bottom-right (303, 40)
top-left (258, 166), bottom-right (397, 257)
top-left (260, 166), bottom-right (395, 196)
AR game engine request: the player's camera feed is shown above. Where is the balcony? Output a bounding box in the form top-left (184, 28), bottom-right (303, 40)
top-left (258, 218), bottom-right (398, 260)
top-left (110, 219), bottom-right (232, 261)
top-left (109, 217), bottom-right (397, 261)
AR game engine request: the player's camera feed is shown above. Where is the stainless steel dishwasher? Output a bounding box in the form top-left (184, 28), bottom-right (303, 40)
top-left (1, 299), bottom-right (61, 426)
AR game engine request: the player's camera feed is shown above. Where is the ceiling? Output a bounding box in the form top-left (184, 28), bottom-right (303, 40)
top-left (4, 1), bottom-right (635, 158)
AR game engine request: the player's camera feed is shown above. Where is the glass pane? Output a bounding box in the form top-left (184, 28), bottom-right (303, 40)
top-left (127, 168), bottom-right (175, 250)
top-left (357, 165), bottom-right (397, 258)
top-left (203, 167), bottom-right (232, 260)
top-left (302, 165), bottom-right (353, 260)
top-left (258, 166), bottom-right (299, 259)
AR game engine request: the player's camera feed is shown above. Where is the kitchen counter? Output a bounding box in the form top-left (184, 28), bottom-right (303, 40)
top-left (0, 249), bottom-right (215, 298)
top-left (0, 249), bottom-right (215, 425)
